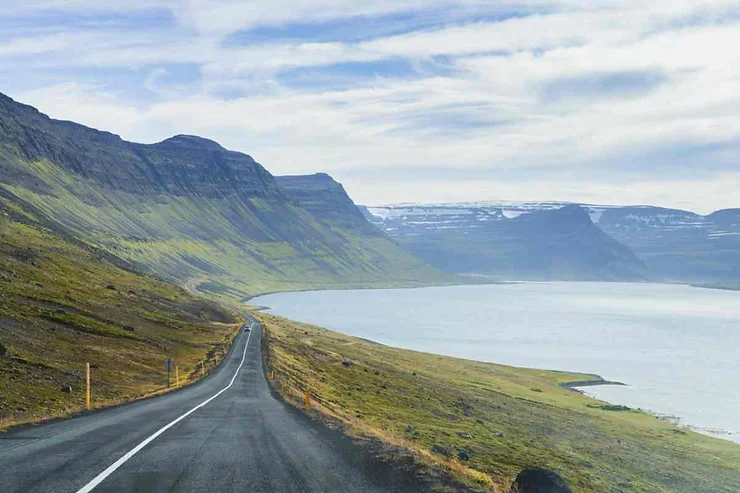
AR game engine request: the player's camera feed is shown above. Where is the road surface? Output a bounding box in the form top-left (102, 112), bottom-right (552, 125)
top-left (0, 320), bottom-right (395, 493)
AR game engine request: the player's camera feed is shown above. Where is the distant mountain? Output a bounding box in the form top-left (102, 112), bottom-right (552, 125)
top-left (0, 92), bottom-right (442, 298)
top-left (364, 203), bottom-right (647, 281)
top-left (365, 201), bottom-right (740, 283)
top-left (587, 206), bottom-right (740, 282)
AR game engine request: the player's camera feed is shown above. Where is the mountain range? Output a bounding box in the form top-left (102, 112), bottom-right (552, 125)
top-left (364, 202), bottom-right (740, 284)
top-left (0, 92), bottom-right (441, 299)
top-left (2, 90), bottom-right (736, 290)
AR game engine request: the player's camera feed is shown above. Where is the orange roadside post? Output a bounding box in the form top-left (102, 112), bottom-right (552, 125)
top-left (85, 362), bottom-right (91, 410)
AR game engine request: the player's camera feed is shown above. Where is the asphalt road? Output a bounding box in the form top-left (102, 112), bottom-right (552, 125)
top-left (0, 320), bottom-right (395, 493)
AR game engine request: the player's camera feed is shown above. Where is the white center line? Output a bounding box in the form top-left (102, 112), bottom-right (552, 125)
top-left (75, 323), bottom-right (254, 493)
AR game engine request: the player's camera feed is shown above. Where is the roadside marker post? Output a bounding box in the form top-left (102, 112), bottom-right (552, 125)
top-left (176, 366), bottom-right (180, 389)
top-left (73, 328), bottom-right (253, 493)
top-left (85, 362), bottom-right (91, 410)
top-left (305, 389), bottom-right (311, 410)
top-left (166, 359), bottom-right (172, 389)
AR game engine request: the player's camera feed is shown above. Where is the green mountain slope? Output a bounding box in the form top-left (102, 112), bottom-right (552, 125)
top-left (0, 193), bottom-right (240, 428)
top-left (0, 93), bottom-right (442, 299)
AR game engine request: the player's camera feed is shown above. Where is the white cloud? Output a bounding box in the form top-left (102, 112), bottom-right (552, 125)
top-left (3, 0), bottom-right (740, 213)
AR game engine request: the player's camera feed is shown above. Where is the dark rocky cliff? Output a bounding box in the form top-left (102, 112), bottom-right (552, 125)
top-left (0, 92), bottom-right (441, 295)
top-left (132, 136), bottom-right (282, 198)
top-left (0, 93), bottom-right (281, 198)
top-left (276, 173), bottom-right (381, 234)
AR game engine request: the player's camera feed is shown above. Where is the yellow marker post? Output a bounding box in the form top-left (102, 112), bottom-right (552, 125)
top-left (201, 363), bottom-right (205, 379)
top-left (270, 370), bottom-right (275, 381)
top-left (85, 362), bottom-right (91, 410)
top-left (305, 389), bottom-right (311, 410)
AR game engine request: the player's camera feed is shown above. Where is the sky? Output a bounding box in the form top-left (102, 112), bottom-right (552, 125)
top-left (1, 1), bottom-right (739, 213)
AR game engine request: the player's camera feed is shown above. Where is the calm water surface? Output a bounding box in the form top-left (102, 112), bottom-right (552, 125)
top-left (252, 283), bottom-right (740, 443)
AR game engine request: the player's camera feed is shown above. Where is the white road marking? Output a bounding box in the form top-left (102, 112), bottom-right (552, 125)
top-left (75, 323), bottom-right (254, 493)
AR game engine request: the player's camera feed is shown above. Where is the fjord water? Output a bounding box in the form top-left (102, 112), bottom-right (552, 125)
top-left (253, 283), bottom-right (740, 443)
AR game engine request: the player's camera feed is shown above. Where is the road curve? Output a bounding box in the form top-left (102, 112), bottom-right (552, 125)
top-left (0, 320), bottom-right (394, 493)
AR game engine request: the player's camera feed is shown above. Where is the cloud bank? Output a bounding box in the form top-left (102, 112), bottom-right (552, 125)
top-left (1, 0), bottom-right (739, 212)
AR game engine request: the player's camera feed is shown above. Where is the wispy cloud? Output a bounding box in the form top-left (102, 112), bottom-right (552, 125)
top-left (1, 1), bottom-right (739, 213)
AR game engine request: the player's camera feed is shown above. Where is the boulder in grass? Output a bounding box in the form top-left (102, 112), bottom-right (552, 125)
top-left (509, 468), bottom-right (572, 493)
top-left (431, 443), bottom-right (452, 457)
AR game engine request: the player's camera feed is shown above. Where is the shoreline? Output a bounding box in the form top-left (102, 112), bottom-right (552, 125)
top-left (250, 301), bottom-right (740, 445)
top-left (260, 311), bottom-right (740, 491)
top-left (247, 285), bottom-right (740, 447)
top-left (559, 378), bottom-right (627, 389)
top-left (579, 386), bottom-right (740, 445)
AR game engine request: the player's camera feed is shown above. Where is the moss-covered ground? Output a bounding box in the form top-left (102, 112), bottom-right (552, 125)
top-left (260, 313), bottom-right (740, 492)
top-left (0, 200), bottom-right (242, 429)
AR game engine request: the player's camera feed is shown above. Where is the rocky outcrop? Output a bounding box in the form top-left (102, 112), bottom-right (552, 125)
top-left (276, 174), bottom-right (381, 234)
top-left (0, 93), bottom-right (282, 198)
top-left (131, 136), bottom-right (283, 198)
top-left (510, 468), bottom-right (572, 493)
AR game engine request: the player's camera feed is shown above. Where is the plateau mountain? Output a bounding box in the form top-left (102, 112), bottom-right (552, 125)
top-left (363, 203), bottom-right (647, 281)
top-left (365, 201), bottom-right (740, 283)
top-left (0, 92), bottom-right (441, 298)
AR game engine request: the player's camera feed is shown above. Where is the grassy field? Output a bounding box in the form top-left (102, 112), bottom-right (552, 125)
top-left (259, 312), bottom-right (740, 492)
top-left (0, 199), bottom-right (242, 430)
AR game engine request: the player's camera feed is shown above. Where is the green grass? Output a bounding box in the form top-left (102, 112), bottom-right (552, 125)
top-left (0, 199), bottom-right (242, 429)
top-left (0, 155), bottom-right (445, 301)
top-left (260, 313), bottom-right (740, 492)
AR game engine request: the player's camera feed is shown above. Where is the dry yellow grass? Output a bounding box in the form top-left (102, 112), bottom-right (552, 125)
top-left (0, 209), bottom-right (243, 430)
top-left (259, 312), bottom-right (740, 492)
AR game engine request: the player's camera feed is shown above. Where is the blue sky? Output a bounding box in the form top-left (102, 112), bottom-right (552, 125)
top-left (1, 1), bottom-right (739, 213)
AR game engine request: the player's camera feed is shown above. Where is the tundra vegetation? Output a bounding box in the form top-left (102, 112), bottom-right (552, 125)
top-left (260, 313), bottom-right (740, 492)
top-left (0, 197), bottom-right (241, 430)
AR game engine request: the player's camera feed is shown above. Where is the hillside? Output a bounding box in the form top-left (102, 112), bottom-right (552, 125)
top-left (0, 194), bottom-right (240, 429)
top-left (261, 313), bottom-right (740, 492)
top-left (365, 203), bottom-right (647, 281)
top-left (0, 92), bottom-right (443, 300)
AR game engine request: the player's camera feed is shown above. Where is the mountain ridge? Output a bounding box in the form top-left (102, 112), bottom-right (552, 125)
top-left (0, 92), bottom-right (443, 298)
top-left (364, 202), bottom-right (647, 281)
top-left (365, 201), bottom-right (740, 282)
